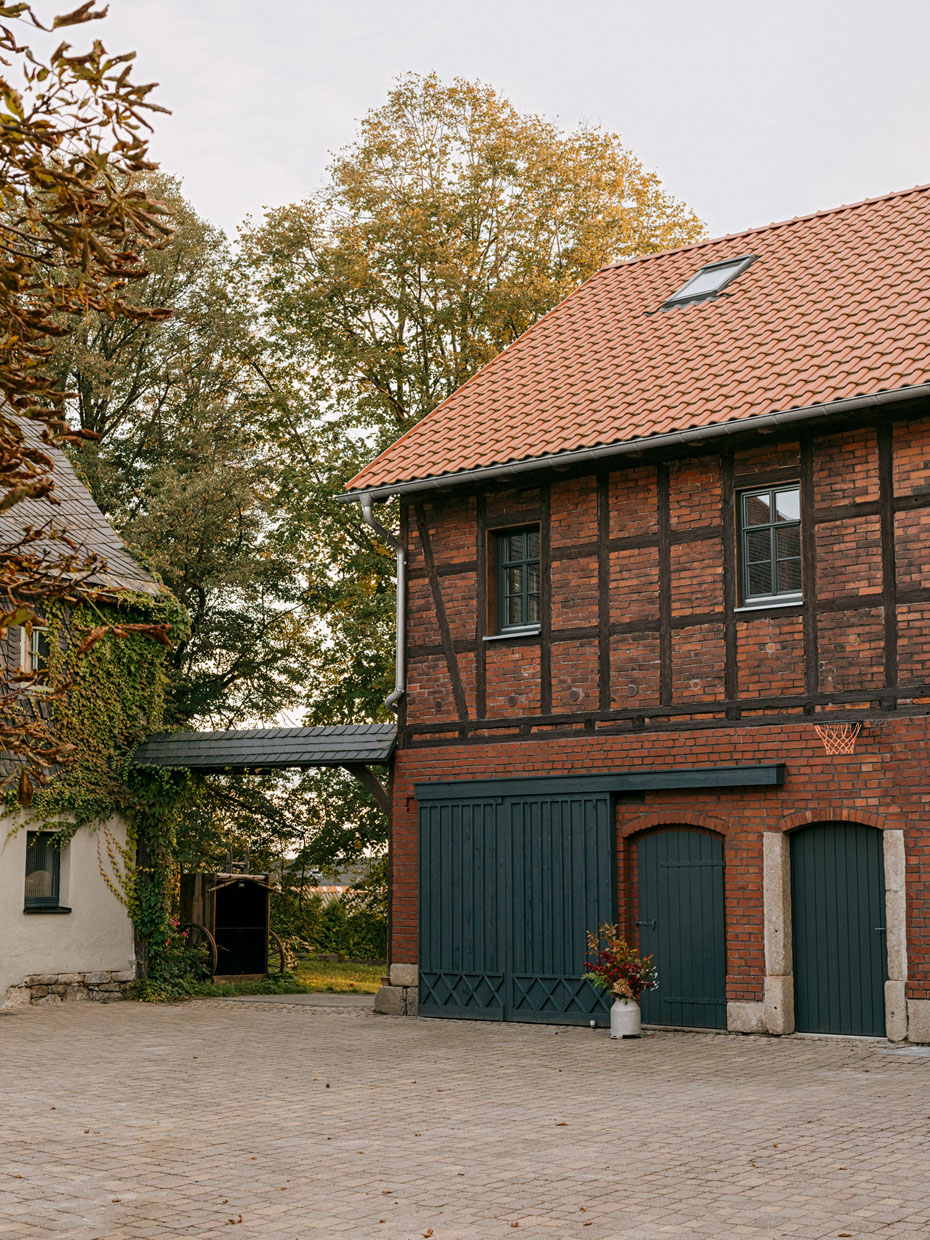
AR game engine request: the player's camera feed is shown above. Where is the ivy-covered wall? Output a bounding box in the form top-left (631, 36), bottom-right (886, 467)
top-left (24, 588), bottom-right (191, 968)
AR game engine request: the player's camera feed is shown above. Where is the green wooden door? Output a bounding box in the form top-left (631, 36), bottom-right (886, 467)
top-left (790, 822), bottom-right (887, 1036)
top-left (636, 829), bottom-right (727, 1029)
top-left (418, 788), bottom-right (615, 1025)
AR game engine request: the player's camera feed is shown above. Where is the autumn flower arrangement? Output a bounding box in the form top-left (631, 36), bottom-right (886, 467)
top-left (582, 924), bottom-right (658, 1001)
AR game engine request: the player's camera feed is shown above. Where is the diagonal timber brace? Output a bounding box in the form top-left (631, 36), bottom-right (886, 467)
top-left (341, 763), bottom-right (391, 816)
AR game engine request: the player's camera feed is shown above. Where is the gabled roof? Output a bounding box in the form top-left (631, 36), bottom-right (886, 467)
top-left (132, 723), bottom-right (397, 770)
top-left (0, 420), bottom-right (159, 596)
top-left (346, 183), bottom-right (930, 498)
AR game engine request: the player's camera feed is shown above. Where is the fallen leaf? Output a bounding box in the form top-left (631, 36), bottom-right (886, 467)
top-left (226, 1217), bottom-right (242, 1226)
top-left (555, 1122), bottom-right (568, 1127)
top-left (579, 1206), bottom-right (586, 1212)
top-left (382, 1190), bottom-right (393, 1195)
top-left (511, 1224), bottom-right (520, 1229)
top-left (111, 1198), bottom-right (120, 1203)
top-left (423, 1231), bottom-right (433, 1238)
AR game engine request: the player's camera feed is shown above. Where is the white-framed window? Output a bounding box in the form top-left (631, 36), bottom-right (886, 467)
top-left (738, 485), bottom-right (802, 606)
top-left (19, 624), bottom-right (50, 677)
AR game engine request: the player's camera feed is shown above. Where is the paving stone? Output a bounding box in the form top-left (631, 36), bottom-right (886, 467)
top-left (1, 1004), bottom-right (930, 1237)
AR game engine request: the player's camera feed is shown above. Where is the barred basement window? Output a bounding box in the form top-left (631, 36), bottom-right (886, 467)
top-left (497, 526), bottom-right (541, 632)
top-left (739, 485), bottom-right (802, 605)
top-left (24, 832), bottom-right (61, 909)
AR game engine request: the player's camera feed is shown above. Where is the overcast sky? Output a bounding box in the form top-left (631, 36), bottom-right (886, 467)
top-left (96, 0), bottom-right (930, 243)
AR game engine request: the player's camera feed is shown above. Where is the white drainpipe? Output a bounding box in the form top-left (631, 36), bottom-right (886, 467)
top-left (359, 492), bottom-right (405, 711)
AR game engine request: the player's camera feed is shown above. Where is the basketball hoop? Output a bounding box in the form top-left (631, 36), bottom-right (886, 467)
top-left (813, 721), bottom-right (862, 755)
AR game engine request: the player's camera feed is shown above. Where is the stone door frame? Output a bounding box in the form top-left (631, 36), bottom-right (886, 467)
top-left (760, 823), bottom-right (907, 1041)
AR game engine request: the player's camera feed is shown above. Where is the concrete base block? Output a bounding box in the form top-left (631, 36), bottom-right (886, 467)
top-left (885, 981), bottom-right (908, 1042)
top-left (727, 1001), bottom-right (766, 1034)
top-left (389, 963), bottom-right (418, 989)
top-left (907, 999), bottom-right (930, 1044)
top-left (373, 985), bottom-right (407, 1016)
top-left (763, 975), bottom-right (794, 1035)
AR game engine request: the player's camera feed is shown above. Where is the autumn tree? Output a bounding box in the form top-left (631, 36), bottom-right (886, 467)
top-left (239, 72), bottom-right (705, 722)
top-left (54, 176), bottom-right (314, 726)
top-left (0, 2), bottom-right (172, 794)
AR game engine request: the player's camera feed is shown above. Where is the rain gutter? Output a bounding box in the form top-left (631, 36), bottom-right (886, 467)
top-left (336, 383), bottom-right (930, 506)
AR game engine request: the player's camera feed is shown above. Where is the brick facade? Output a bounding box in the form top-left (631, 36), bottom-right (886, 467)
top-left (390, 407), bottom-right (930, 1036)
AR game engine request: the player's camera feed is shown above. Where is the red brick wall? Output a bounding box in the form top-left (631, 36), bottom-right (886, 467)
top-left (404, 420), bottom-right (930, 731)
top-left (394, 412), bottom-right (930, 1006)
top-left (390, 718), bottom-right (930, 1003)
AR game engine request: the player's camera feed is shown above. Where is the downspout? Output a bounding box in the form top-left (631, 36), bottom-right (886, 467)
top-left (359, 492), bottom-right (405, 711)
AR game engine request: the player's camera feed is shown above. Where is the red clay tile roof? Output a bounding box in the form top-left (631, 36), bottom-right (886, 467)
top-left (346, 183), bottom-right (930, 495)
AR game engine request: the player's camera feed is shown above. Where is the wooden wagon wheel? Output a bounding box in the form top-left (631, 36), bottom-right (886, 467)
top-left (182, 921), bottom-right (219, 978)
top-left (268, 929), bottom-right (287, 977)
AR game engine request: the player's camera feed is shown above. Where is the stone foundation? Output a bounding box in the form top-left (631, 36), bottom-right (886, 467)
top-left (4, 969), bottom-right (136, 1007)
top-left (373, 963), bottom-right (419, 1016)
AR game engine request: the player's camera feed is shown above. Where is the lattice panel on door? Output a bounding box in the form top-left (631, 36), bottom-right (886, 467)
top-left (419, 971), bottom-right (505, 1018)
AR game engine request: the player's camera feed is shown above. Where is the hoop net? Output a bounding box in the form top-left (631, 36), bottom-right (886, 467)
top-left (813, 721), bottom-right (862, 755)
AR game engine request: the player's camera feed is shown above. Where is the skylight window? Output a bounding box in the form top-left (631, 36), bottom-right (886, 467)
top-left (662, 254), bottom-right (757, 309)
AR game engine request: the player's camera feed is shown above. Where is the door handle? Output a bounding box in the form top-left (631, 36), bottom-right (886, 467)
top-left (874, 926), bottom-right (886, 933)
top-left (635, 920), bottom-right (656, 928)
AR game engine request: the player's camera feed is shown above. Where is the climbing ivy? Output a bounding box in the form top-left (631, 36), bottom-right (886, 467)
top-left (25, 588), bottom-right (193, 969)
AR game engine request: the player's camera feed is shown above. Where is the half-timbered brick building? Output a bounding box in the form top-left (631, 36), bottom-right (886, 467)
top-left (345, 184), bottom-right (930, 1041)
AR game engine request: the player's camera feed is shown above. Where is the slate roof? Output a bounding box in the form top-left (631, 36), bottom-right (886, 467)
top-left (132, 724), bottom-right (397, 770)
top-left (346, 183), bottom-right (930, 496)
top-left (0, 419), bottom-right (159, 595)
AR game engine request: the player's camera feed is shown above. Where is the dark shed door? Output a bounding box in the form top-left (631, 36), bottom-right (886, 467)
top-left (419, 790), bottom-right (615, 1025)
top-left (790, 822), bottom-right (887, 1036)
top-left (636, 829), bottom-right (726, 1029)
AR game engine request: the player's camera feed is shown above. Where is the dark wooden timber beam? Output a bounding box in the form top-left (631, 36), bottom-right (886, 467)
top-left (342, 763), bottom-right (391, 817)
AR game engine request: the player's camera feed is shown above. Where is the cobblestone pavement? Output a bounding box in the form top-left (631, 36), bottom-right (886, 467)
top-left (3, 999), bottom-right (930, 1240)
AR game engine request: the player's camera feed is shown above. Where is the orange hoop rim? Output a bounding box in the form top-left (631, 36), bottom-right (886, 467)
top-left (813, 721), bottom-right (862, 755)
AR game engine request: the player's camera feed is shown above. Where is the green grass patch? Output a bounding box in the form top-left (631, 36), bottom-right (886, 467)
top-left (133, 956), bottom-right (385, 1002)
top-left (293, 957), bottom-right (384, 993)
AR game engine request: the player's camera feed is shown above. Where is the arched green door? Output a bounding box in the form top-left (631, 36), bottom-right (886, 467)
top-left (790, 822), bottom-right (887, 1036)
top-left (636, 829), bottom-right (726, 1029)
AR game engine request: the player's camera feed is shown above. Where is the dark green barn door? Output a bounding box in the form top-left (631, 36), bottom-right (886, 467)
top-left (418, 789), bottom-right (615, 1025)
top-left (419, 797), bottom-right (505, 1019)
top-left (506, 795), bottom-right (615, 1024)
top-left (790, 823), bottom-right (887, 1036)
top-left (636, 829), bottom-right (726, 1029)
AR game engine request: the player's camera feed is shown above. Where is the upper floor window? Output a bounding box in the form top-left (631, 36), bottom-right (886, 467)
top-left (24, 831), bottom-right (61, 910)
top-left (19, 624), bottom-right (49, 677)
top-left (739, 485), bottom-right (801, 605)
top-left (498, 526), bottom-right (540, 632)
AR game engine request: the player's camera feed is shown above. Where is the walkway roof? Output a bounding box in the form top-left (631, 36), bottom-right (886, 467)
top-left (132, 723), bottom-right (396, 772)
